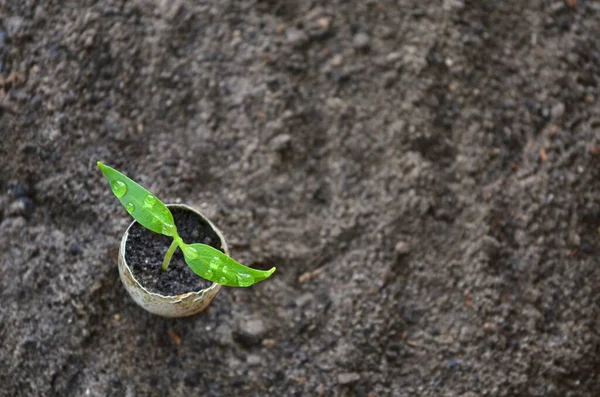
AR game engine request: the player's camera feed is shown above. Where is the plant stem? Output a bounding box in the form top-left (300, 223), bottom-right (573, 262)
top-left (161, 239), bottom-right (179, 272)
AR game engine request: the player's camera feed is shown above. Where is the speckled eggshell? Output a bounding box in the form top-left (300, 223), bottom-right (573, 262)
top-left (117, 204), bottom-right (226, 317)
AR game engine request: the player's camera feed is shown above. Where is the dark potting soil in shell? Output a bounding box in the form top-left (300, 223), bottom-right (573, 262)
top-left (125, 207), bottom-right (224, 295)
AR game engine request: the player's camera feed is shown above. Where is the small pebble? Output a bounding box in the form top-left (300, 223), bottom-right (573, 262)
top-left (317, 18), bottom-right (330, 30)
top-left (246, 354), bottom-right (262, 366)
top-left (394, 241), bottom-right (411, 255)
top-left (8, 198), bottom-right (35, 217)
top-left (448, 358), bottom-right (462, 369)
top-left (428, 327), bottom-right (440, 336)
top-left (569, 231), bottom-right (581, 247)
top-left (8, 182), bottom-right (30, 198)
top-left (382, 71), bottom-right (397, 88)
top-left (481, 235), bottom-right (501, 256)
top-left (352, 33), bottom-right (371, 51)
top-left (234, 318), bottom-right (268, 347)
top-left (386, 52), bottom-right (402, 63)
top-left (294, 293), bottom-right (314, 308)
top-left (338, 372), bottom-right (361, 385)
top-left (286, 27), bottom-right (308, 48)
top-left (69, 243), bottom-right (83, 256)
top-left (551, 102), bottom-right (565, 120)
top-left (5, 16), bottom-right (24, 37)
top-left (270, 133), bottom-right (292, 152)
top-left (213, 323), bottom-right (234, 346)
top-left (329, 54), bottom-right (343, 67)
top-left (30, 95), bottom-right (43, 108)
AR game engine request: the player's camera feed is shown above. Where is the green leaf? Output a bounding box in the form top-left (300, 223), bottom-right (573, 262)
top-left (97, 162), bottom-right (177, 237)
top-left (180, 243), bottom-right (276, 287)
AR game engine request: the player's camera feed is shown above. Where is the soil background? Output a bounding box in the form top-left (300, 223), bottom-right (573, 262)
top-left (2, 1), bottom-right (600, 396)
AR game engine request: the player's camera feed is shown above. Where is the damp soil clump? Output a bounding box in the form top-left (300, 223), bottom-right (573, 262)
top-left (125, 207), bottom-right (223, 295)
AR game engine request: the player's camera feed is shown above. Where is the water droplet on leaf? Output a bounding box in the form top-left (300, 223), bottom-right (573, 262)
top-left (155, 206), bottom-right (172, 224)
top-left (236, 273), bottom-right (253, 286)
top-left (160, 220), bottom-right (176, 235)
top-left (209, 256), bottom-right (222, 269)
top-left (143, 194), bottom-right (157, 208)
top-left (219, 276), bottom-right (228, 284)
top-left (184, 246), bottom-right (199, 260)
top-left (125, 202), bottom-right (135, 213)
top-left (111, 180), bottom-right (127, 198)
top-left (206, 269), bottom-right (214, 278)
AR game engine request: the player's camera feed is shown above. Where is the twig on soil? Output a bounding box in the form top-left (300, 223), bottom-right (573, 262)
top-left (298, 265), bottom-right (327, 283)
top-left (404, 340), bottom-right (433, 351)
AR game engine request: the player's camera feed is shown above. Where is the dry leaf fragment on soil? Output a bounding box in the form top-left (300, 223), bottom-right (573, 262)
top-left (169, 330), bottom-right (182, 346)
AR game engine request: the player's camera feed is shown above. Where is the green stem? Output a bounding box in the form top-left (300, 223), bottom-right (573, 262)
top-left (161, 238), bottom-right (180, 272)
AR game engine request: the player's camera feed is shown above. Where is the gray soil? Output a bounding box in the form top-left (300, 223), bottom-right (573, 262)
top-left (126, 206), bottom-right (220, 295)
top-left (1, 0), bottom-right (600, 396)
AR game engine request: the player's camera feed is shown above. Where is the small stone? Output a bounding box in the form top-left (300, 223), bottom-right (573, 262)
top-left (214, 323), bottom-right (234, 346)
top-left (337, 372), bottom-right (361, 385)
top-left (160, 0), bottom-right (184, 21)
top-left (482, 235), bottom-right (501, 256)
top-left (352, 33), bottom-right (371, 51)
top-left (394, 241), bottom-right (410, 255)
top-left (443, 0), bottom-right (465, 10)
top-left (459, 325), bottom-right (475, 342)
top-left (5, 16), bottom-right (24, 37)
top-left (69, 243), bottom-right (83, 256)
top-left (8, 182), bottom-right (30, 198)
top-left (30, 95), bottom-right (42, 109)
top-left (317, 18), bottom-right (330, 30)
top-left (286, 27), bottom-right (308, 48)
top-left (448, 358), bottom-right (462, 369)
top-left (294, 293), bottom-right (314, 308)
top-left (34, 6), bottom-right (47, 22)
top-left (329, 54), bottom-right (343, 67)
top-left (109, 376), bottom-right (122, 389)
top-left (246, 354), bottom-right (262, 366)
top-left (306, 15), bottom-right (331, 39)
top-left (386, 52), bottom-right (402, 63)
top-left (270, 133), bottom-right (292, 152)
top-left (428, 327), bottom-right (440, 336)
top-left (329, 68), bottom-right (350, 84)
top-left (8, 198), bottom-right (35, 217)
top-left (551, 102), bottom-right (565, 119)
top-left (569, 231), bottom-right (581, 247)
top-left (382, 71), bottom-right (397, 88)
top-left (316, 383), bottom-right (327, 396)
top-left (234, 318), bottom-right (268, 347)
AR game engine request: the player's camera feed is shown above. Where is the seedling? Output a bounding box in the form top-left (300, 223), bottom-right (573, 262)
top-left (97, 162), bottom-right (275, 287)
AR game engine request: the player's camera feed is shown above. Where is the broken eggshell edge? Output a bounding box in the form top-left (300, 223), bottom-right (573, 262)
top-left (118, 203), bottom-right (226, 317)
